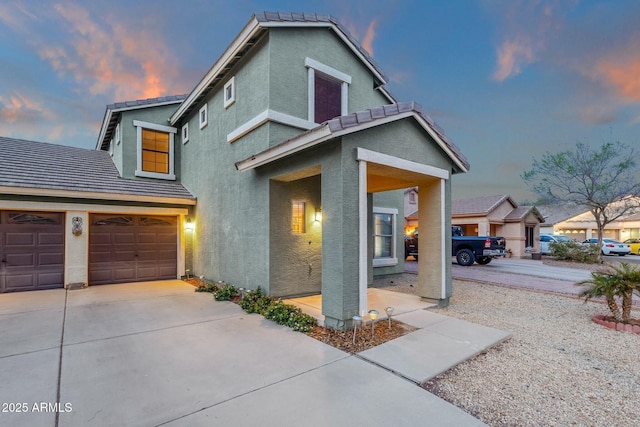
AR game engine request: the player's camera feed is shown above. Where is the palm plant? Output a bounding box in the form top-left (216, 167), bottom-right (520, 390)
top-left (577, 262), bottom-right (640, 323)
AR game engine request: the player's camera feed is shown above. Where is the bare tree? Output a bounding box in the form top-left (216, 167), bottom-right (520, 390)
top-left (522, 142), bottom-right (640, 258)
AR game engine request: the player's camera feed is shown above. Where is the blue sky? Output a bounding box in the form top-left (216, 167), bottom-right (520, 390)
top-left (2, 0), bottom-right (640, 202)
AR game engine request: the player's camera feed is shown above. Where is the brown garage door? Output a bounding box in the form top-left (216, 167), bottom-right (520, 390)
top-left (89, 214), bottom-right (177, 285)
top-left (0, 211), bottom-right (65, 293)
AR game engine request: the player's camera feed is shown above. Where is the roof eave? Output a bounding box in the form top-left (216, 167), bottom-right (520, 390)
top-left (170, 16), bottom-right (262, 125)
top-left (0, 185), bottom-right (197, 206)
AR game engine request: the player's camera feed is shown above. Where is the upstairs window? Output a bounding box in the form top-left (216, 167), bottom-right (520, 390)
top-left (133, 120), bottom-right (176, 180)
top-left (142, 129), bottom-right (169, 173)
top-left (199, 103), bottom-right (208, 129)
top-left (224, 76), bottom-right (235, 108)
top-left (182, 123), bottom-right (189, 144)
top-left (305, 58), bottom-right (350, 124)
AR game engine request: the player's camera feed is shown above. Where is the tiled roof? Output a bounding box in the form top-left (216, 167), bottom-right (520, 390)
top-left (452, 195), bottom-right (514, 216)
top-left (106, 94), bottom-right (187, 111)
top-left (0, 137), bottom-right (195, 202)
top-left (254, 12), bottom-right (388, 82)
top-left (505, 206), bottom-right (545, 223)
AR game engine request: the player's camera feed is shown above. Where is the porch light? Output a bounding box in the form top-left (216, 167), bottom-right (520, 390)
top-left (185, 218), bottom-right (194, 231)
top-left (314, 208), bottom-right (322, 222)
top-left (368, 309), bottom-right (379, 338)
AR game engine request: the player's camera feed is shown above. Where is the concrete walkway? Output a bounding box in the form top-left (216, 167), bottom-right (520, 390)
top-left (0, 280), bottom-right (502, 427)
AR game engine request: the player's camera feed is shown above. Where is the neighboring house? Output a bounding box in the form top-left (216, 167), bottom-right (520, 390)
top-left (404, 187), bottom-right (419, 235)
top-left (0, 12), bottom-right (470, 329)
top-left (451, 195), bottom-right (544, 257)
top-left (403, 193), bottom-right (544, 257)
top-left (538, 197), bottom-right (640, 242)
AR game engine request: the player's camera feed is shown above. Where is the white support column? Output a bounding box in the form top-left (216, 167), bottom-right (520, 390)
top-left (439, 179), bottom-right (447, 298)
top-left (358, 160), bottom-right (368, 315)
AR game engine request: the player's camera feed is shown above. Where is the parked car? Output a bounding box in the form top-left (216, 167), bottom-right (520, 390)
top-left (582, 238), bottom-right (631, 256)
top-left (623, 238), bottom-right (640, 255)
top-left (539, 234), bottom-right (572, 255)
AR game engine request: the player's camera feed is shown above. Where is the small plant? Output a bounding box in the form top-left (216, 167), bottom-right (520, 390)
top-left (550, 240), bottom-right (599, 264)
top-left (195, 283), bottom-right (219, 293)
top-left (577, 262), bottom-right (640, 323)
top-left (197, 284), bottom-right (318, 332)
top-left (214, 283), bottom-right (239, 301)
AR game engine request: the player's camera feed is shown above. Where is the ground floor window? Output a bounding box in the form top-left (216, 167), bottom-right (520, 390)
top-left (291, 201), bottom-right (305, 234)
top-left (373, 207), bottom-right (398, 266)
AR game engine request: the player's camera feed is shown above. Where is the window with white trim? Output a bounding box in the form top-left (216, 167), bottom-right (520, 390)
top-left (199, 104), bottom-right (208, 129)
top-left (182, 123), bottom-right (189, 144)
top-left (305, 58), bottom-right (351, 124)
top-left (224, 76), bottom-right (235, 108)
top-left (133, 120), bottom-right (177, 180)
top-left (373, 207), bottom-right (398, 267)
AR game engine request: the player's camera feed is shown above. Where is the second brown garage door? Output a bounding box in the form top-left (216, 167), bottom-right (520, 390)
top-left (89, 214), bottom-right (177, 285)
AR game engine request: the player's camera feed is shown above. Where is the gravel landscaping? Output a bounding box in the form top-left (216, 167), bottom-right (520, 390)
top-left (376, 274), bottom-right (640, 427)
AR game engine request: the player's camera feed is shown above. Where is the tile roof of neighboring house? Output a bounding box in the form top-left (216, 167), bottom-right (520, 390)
top-left (0, 137), bottom-right (195, 204)
top-left (536, 204), bottom-right (589, 225)
top-left (170, 12), bottom-right (396, 125)
top-left (236, 101), bottom-right (470, 173)
top-left (504, 206), bottom-right (545, 223)
top-left (97, 94), bottom-right (187, 150)
top-left (452, 194), bottom-right (515, 216)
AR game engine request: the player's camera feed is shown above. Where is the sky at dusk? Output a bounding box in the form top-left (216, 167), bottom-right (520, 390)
top-left (2, 0), bottom-right (640, 203)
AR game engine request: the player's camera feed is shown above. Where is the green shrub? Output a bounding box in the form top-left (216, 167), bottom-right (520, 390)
top-left (195, 283), bottom-right (219, 293)
top-left (550, 240), bottom-right (599, 263)
top-left (214, 283), bottom-right (239, 301)
top-left (239, 287), bottom-right (317, 332)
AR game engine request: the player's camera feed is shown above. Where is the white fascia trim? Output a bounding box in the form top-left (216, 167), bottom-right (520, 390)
top-left (133, 120), bottom-right (177, 134)
top-left (170, 18), bottom-right (261, 125)
top-left (305, 58), bottom-right (352, 83)
top-left (236, 125), bottom-right (331, 171)
top-left (0, 186), bottom-right (196, 205)
top-left (227, 110), bottom-right (316, 143)
top-left (262, 21), bottom-right (386, 84)
top-left (96, 109), bottom-right (112, 150)
top-left (356, 147), bottom-right (450, 180)
top-left (414, 115), bottom-right (468, 173)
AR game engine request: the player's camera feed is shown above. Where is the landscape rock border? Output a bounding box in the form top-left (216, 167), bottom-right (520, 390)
top-left (592, 314), bottom-right (640, 334)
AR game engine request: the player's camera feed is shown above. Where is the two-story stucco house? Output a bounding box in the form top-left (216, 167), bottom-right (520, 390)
top-left (0, 12), bottom-right (469, 329)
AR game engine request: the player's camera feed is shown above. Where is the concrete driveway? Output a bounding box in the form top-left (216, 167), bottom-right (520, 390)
top-left (0, 280), bottom-right (486, 427)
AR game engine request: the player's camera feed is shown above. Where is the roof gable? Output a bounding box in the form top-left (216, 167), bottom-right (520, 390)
top-left (452, 195), bottom-right (516, 216)
top-left (96, 94), bottom-right (187, 150)
top-left (169, 12), bottom-right (395, 126)
top-left (236, 101), bottom-right (469, 172)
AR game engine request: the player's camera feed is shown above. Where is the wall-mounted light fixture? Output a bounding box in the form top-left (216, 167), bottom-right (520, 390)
top-left (72, 217), bottom-right (83, 236)
top-left (314, 208), bottom-right (322, 222)
top-left (185, 217), bottom-right (194, 231)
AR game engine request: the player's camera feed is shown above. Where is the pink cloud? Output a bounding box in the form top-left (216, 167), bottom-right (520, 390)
top-left (593, 56), bottom-right (640, 101)
top-left (493, 38), bottom-right (535, 81)
top-left (362, 19), bottom-right (378, 56)
top-left (4, 1), bottom-right (187, 103)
